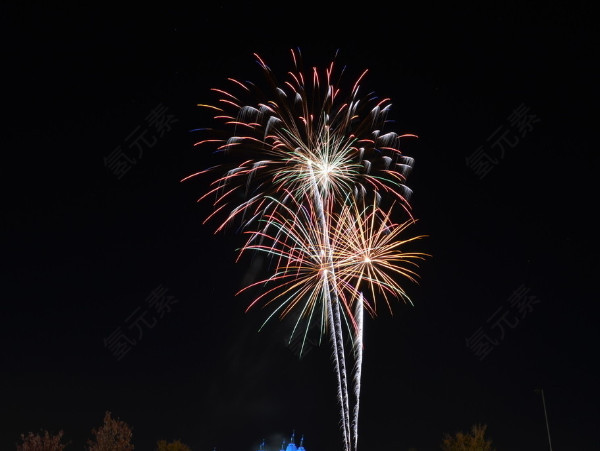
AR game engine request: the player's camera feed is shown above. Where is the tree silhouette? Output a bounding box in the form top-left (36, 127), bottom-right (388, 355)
top-left (441, 424), bottom-right (495, 451)
top-left (87, 411), bottom-right (134, 451)
top-left (16, 430), bottom-right (67, 451)
top-left (156, 439), bottom-right (192, 451)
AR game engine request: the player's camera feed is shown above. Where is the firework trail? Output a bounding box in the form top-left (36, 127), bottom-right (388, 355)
top-left (352, 293), bottom-right (363, 451)
top-left (185, 48), bottom-right (426, 451)
top-left (307, 161), bottom-right (352, 448)
top-left (237, 192), bottom-right (353, 449)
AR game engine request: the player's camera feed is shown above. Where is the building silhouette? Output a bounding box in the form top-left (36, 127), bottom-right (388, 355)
top-left (256, 431), bottom-right (306, 451)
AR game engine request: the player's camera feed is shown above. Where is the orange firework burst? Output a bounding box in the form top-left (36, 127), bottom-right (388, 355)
top-left (238, 195), bottom-right (428, 342)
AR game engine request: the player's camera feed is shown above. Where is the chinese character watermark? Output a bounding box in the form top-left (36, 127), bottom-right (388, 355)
top-left (282, 314), bottom-right (321, 359)
top-left (286, 327), bottom-right (319, 359)
top-left (466, 103), bottom-right (541, 179)
top-left (466, 283), bottom-right (541, 361)
top-left (104, 283), bottom-right (180, 361)
top-left (104, 102), bottom-right (179, 180)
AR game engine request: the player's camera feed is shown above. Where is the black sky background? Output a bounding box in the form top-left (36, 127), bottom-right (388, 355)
top-left (1, 2), bottom-right (598, 450)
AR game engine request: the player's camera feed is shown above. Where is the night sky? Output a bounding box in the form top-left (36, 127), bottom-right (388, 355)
top-left (1, 2), bottom-right (598, 450)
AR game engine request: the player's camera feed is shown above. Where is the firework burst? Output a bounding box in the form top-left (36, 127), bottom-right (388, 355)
top-left (184, 48), bottom-right (417, 234)
top-left (184, 49), bottom-right (427, 451)
top-left (238, 195), bottom-right (427, 346)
